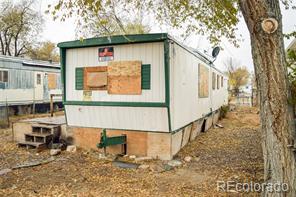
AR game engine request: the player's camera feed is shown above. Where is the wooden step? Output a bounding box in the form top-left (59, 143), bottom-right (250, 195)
top-left (17, 141), bottom-right (46, 149)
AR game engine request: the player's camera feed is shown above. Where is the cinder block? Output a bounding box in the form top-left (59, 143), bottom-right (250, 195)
top-left (212, 110), bottom-right (220, 125)
top-left (147, 132), bottom-right (171, 160)
top-left (13, 122), bottom-right (32, 142)
top-left (190, 119), bottom-right (203, 141)
top-left (181, 124), bottom-right (192, 147)
top-left (171, 130), bottom-right (183, 155)
top-left (205, 116), bottom-right (213, 131)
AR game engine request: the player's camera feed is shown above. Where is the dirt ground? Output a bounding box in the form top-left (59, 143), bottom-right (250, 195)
top-left (0, 107), bottom-right (263, 196)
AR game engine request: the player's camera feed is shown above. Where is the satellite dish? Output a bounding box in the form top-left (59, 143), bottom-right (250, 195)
top-left (212, 47), bottom-right (220, 58)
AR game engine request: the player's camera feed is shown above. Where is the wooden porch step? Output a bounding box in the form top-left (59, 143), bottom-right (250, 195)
top-left (17, 141), bottom-right (46, 149)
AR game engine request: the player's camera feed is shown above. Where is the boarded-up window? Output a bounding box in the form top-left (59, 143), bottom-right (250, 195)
top-left (48, 73), bottom-right (57, 89)
top-left (107, 61), bottom-right (142, 95)
top-left (141, 64), bottom-right (151, 89)
top-left (84, 66), bottom-right (107, 90)
top-left (217, 75), bottom-right (220, 89)
top-left (75, 67), bottom-right (84, 90)
top-left (198, 64), bottom-right (209, 98)
top-left (212, 72), bottom-right (216, 90)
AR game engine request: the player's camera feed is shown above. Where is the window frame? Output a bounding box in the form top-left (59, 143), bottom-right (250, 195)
top-left (0, 70), bottom-right (8, 83)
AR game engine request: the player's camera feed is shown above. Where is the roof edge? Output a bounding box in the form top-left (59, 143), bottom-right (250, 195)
top-left (58, 33), bottom-right (168, 49)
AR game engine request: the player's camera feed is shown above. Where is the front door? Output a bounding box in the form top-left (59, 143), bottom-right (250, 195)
top-left (34, 72), bottom-right (43, 101)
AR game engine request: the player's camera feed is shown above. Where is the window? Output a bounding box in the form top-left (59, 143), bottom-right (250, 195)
top-left (212, 72), bottom-right (216, 90)
top-left (221, 76), bottom-right (223, 87)
top-left (198, 64), bottom-right (209, 98)
top-left (84, 66), bottom-right (108, 90)
top-left (217, 75), bottom-right (220, 89)
top-left (36, 74), bottom-right (41, 85)
top-left (0, 70), bottom-right (8, 82)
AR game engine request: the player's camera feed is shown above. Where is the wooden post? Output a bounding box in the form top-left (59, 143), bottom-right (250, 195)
top-left (5, 98), bottom-right (9, 127)
top-left (50, 94), bottom-right (54, 117)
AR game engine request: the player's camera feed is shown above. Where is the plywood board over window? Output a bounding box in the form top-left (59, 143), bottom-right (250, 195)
top-left (198, 64), bottom-right (209, 98)
top-left (48, 73), bottom-right (57, 89)
top-left (212, 72), bottom-right (216, 90)
top-left (84, 66), bottom-right (107, 90)
top-left (107, 61), bottom-right (142, 95)
top-left (217, 75), bottom-right (220, 89)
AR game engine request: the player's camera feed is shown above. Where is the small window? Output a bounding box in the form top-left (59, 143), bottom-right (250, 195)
top-left (217, 75), bottom-right (220, 89)
top-left (212, 72), bottom-right (216, 90)
top-left (0, 70), bottom-right (8, 82)
top-left (221, 76), bottom-right (223, 87)
top-left (37, 74), bottom-right (41, 85)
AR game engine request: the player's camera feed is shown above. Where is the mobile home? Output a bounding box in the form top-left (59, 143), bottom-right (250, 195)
top-left (58, 33), bottom-right (228, 159)
top-left (0, 55), bottom-right (63, 119)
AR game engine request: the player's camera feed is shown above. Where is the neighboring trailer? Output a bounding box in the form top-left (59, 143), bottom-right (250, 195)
top-left (0, 55), bottom-right (63, 119)
top-left (58, 33), bottom-right (228, 159)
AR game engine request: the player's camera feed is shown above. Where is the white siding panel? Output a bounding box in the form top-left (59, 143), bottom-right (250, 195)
top-left (170, 43), bottom-right (228, 131)
top-left (65, 42), bottom-right (165, 103)
top-left (65, 105), bottom-right (169, 132)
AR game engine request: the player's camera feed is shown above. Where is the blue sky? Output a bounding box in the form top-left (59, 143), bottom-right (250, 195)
top-left (37, 0), bottom-right (296, 72)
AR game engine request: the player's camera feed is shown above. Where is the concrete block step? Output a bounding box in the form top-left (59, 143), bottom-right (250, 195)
top-left (31, 124), bottom-right (60, 135)
top-left (17, 141), bottom-right (47, 149)
top-left (24, 133), bottom-right (53, 143)
top-left (25, 133), bottom-right (53, 138)
top-left (31, 124), bottom-right (60, 129)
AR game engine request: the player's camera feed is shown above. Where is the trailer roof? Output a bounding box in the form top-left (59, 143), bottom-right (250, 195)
top-left (58, 33), bottom-right (226, 76)
top-left (0, 55), bottom-right (60, 69)
top-left (58, 33), bottom-right (168, 49)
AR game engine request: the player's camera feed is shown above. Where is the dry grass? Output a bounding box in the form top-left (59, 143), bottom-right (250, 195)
top-left (0, 107), bottom-right (263, 196)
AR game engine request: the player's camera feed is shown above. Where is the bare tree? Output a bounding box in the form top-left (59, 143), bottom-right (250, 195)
top-left (0, 0), bottom-right (43, 57)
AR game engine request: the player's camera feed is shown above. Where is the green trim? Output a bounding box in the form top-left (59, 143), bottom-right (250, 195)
top-left (75, 67), bottom-right (84, 90)
top-left (64, 100), bottom-right (167, 107)
top-left (164, 39), bottom-right (172, 131)
top-left (58, 33), bottom-right (168, 49)
top-left (69, 125), bottom-right (171, 134)
top-left (60, 48), bottom-right (66, 103)
top-left (141, 64), bottom-right (151, 89)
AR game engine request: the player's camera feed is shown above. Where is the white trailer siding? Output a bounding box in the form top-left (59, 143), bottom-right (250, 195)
top-left (64, 41), bottom-right (169, 132)
top-left (59, 33), bottom-right (228, 133)
top-left (65, 105), bottom-right (169, 131)
top-left (170, 43), bottom-right (228, 131)
top-left (65, 42), bottom-right (165, 103)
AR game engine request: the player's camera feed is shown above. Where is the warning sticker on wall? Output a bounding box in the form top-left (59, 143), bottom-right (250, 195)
top-left (98, 47), bottom-right (114, 62)
top-left (83, 90), bottom-right (92, 101)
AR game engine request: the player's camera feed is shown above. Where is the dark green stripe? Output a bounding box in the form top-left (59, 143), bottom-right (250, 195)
top-left (64, 101), bottom-right (166, 107)
top-left (58, 33), bottom-right (168, 49)
top-left (60, 48), bottom-right (66, 103)
top-left (164, 39), bottom-right (172, 131)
